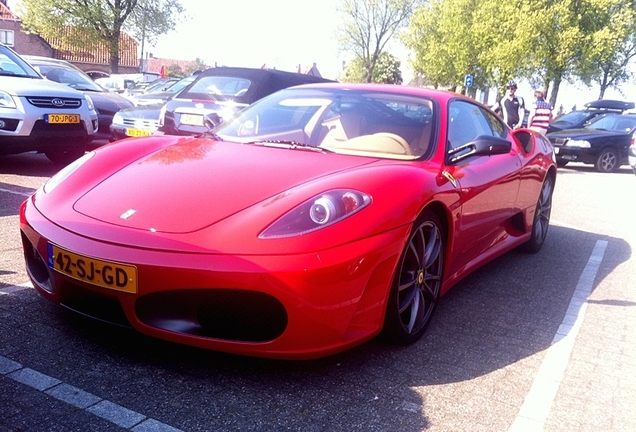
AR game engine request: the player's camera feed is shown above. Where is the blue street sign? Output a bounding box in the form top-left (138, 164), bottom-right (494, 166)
top-left (464, 74), bottom-right (473, 87)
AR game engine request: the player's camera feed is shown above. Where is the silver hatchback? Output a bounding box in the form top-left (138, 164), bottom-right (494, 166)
top-left (0, 43), bottom-right (98, 164)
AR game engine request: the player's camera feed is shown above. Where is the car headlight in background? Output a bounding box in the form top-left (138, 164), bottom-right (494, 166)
top-left (158, 104), bottom-right (167, 126)
top-left (84, 94), bottom-right (95, 111)
top-left (259, 189), bottom-right (371, 238)
top-left (565, 139), bottom-right (591, 148)
top-left (112, 112), bottom-right (123, 125)
top-left (0, 90), bottom-right (16, 108)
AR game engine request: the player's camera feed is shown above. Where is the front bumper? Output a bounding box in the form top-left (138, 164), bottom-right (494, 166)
top-left (20, 198), bottom-right (407, 359)
top-left (552, 145), bottom-right (597, 164)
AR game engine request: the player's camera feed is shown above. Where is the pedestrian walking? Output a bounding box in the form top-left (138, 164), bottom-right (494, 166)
top-left (491, 80), bottom-right (526, 129)
top-left (527, 90), bottom-right (553, 135)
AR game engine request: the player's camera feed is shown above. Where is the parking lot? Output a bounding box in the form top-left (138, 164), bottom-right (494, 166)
top-left (1, 152), bottom-right (635, 431)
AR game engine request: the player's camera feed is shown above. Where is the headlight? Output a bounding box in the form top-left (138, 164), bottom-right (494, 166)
top-left (0, 90), bottom-right (16, 108)
top-left (112, 112), bottom-right (123, 125)
top-left (158, 104), bottom-right (167, 126)
top-left (259, 189), bottom-right (371, 238)
top-left (43, 151), bottom-right (95, 193)
top-left (84, 94), bottom-right (95, 111)
top-left (565, 139), bottom-right (591, 148)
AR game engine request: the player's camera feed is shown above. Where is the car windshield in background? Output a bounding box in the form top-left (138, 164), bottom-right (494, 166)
top-left (0, 50), bottom-right (41, 78)
top-left (165, 75), bottom-right (196, 94)
top-left (215, 87), bottom-right (435, 160)
top-left (31, 65), bottom-right (103, 92)
top-left (179, 76), bottom-right (252, 101)
top-left (587, 115), bottom-right (636, 132)
top-left (552, 111), bottom-right (593, 126)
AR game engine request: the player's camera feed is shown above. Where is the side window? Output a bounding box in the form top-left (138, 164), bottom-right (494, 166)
top-left (447, 100), bottom-right (495, 150)
top-left (482, 108), bottom-right (507, 138)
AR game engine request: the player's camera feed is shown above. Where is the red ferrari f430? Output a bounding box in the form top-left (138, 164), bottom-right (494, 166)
top-left (21, 84), bottom-right (556, 359)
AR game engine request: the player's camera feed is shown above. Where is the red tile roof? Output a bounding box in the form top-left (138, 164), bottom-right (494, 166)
top-left (0, 2), bottom-right (18, 20)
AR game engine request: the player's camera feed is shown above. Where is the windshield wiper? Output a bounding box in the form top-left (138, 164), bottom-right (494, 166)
top-left (246, 140), bottom-right (333, 153)
top-left (198, 131), bottom-right (224, 141)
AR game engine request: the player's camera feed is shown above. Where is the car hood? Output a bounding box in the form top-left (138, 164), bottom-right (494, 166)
top-left (1, 75), bottom-right (86, 97)
top-left (87, 91), bottom-right (134, 111)
top-left (547, 128), bottom-right (627, 140)
top-left (72, 138), bottom-right (377, 233)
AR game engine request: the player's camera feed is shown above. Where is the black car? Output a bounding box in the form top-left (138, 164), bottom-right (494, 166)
top-left (109, 75), bottom-right (198, 141)
top-left (24, 55), bottom-right (134, 142)
top-left (157, 67), bottom-right (334, 136)
top-left (547, 113), bottom-right (636, 172)
top-left (547, 99), bottom-right (635, 134)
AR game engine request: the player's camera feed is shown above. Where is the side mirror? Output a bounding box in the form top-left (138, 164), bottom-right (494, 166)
top-left (448, 135), bottom-right (512, 163)
top-left (204, 113), bottom-right (223, 131)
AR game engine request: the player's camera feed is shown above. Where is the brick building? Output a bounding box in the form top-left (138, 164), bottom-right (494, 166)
top-left (0, 0), bottom-right (139, 77)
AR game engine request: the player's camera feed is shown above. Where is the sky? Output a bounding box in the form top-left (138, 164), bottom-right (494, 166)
top-left (147, 0), bottom-right (633, 109)
top-left (7, 0), bottom-right (634, 109)
top-left (150, 0), bottom-right (348, 81)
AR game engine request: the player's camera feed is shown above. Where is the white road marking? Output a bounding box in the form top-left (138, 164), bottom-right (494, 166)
top-left (1, 282), bottom-right (182, 431)
top-left (0, 187), bottom-right (33, 197)
top-left (509, 239), bottom-right (608, 431)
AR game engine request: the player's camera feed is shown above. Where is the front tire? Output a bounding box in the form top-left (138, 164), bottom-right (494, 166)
top-left (382, 210), bottom-right (445, 345)
top-left (595, 147), bottom-right (620, 172)
top-left (523, 175), bottom-right (554, 253)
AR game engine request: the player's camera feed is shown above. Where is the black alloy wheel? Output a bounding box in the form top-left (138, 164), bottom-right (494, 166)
top-left (523, 175), bottom-right (554, 253)
top-left (382, 210), bottom-right (444, 345)
top-left (595, 147), bottom-right (620, 172)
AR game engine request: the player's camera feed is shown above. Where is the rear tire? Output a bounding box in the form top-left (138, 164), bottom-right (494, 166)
top-left (381, 210), bottom-right (444, 345)
top-left (523, 175), bottom-right (554, 253)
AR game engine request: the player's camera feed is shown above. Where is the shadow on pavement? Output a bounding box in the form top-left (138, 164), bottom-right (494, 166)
top-left (0, 224), bottom-right (630, 431)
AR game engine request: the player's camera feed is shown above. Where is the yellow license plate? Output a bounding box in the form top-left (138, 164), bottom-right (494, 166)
top-left (180, 113), bottom-right (204, 126)
top-left (125, 128), bottom-right (153, 137)
top-left (46, 114), bottom-right (81, 124)
top-left (48, 243), bottom-right (138, 294)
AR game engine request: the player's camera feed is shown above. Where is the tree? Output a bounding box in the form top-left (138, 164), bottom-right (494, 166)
top-left (337, 0), bottom-right (421, 83)
top-left (342, 51), bottom-right (403, 83)
top-left (127, 0), bottom-right (186, 70)
top-left (18, 0), bottom-right (185, 74)
top-left (404, 0), bottom-right (495, 93)
top-left (184, 58), bottom-right (207, 75)
top-left (574, 0), bottom-right (636, 99)
top-left (404, 0), bottom-right (636, 105)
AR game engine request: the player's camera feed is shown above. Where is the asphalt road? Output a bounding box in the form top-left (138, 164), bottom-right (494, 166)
top-left (1, 152), bottom-right (635, 432)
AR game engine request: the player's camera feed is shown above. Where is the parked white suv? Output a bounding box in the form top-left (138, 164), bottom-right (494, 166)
top-left (0, 43), bottom-right (98, 164)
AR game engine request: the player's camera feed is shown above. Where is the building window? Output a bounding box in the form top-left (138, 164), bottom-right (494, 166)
top-left (0, 30), bottom-right (15, 46)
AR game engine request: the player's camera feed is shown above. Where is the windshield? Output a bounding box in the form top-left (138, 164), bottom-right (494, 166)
top-left (166, 75), bottom-right (196, 93)
top-left (553, 111), bottom-right (591, 125)
top-left (179, 75), bottom-right (252, 101)
top-left (587, 114), bottom-right (636, 132)
top-left (215, 88), bottom-right (436, 160)
top-left (0, 45), bottom-right (42, 78)
top-left (31, 63), bottom-right (103, 92)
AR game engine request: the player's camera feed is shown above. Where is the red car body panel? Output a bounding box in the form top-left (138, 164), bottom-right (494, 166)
top-left (20, 84), bottom-right (556, 359)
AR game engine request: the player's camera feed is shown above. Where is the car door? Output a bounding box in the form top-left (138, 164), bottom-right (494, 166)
top-left (443, 99), bottom-right (523, 278)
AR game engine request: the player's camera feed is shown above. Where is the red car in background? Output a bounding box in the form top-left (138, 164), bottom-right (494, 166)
top-left (20, 84), bottom-right (556, 359)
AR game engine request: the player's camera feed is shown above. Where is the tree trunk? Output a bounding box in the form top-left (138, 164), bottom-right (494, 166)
top-left (109, 30), bottom-right (121, 74)
top-left (548, 77), bottom-right (561, 107)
